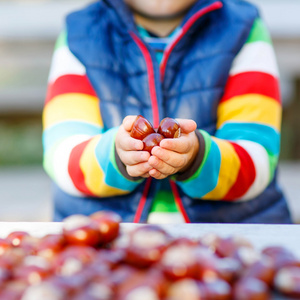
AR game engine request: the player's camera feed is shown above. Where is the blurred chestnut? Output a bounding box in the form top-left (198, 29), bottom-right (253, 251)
top-left (130, 115), bottom-right (155, 141)
top-left (233, 277), bottom-right (270, 300)
top-left (125, 225), bottom-right (171, 268)
top-left (54, 245), bottom-right (97, 276)
top-left (142, 133), bottom-right (164, 153)
top-left (158, 117), bottom-right (181, 139)
top-left (242, 257), bottom-right (275, 287)
top-left (36, 234), bottom-right (66, 260)
top-left (90, 211), bottom-right (122, 244)
top-left (215, 236), bottom-right (253, 258)
top-left (262, 246), bottom-right (300, 271)
top-left (274, 266), bottom-right (300, 298)
top-left (203, 278), bottom-right (232, 300)
top-left (20, 281), bottom-right (66, 300)
top-left (159, 243), bottom-right (199, 280)
top-left (63, 214), bottom-right (101, 247)
top-left (6, 231), bottom-right (30, 247)
top-left (166, 278), bottom-right (207, 300)
top-left (215, 257), bottom-right (243, 284)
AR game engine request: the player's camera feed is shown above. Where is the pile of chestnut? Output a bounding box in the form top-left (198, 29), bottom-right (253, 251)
top-left (0, 211), bottom-right (299, 300)
top-left (130, 115), bottom-right (181, 153)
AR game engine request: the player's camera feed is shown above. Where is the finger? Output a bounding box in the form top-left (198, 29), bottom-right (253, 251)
top-left (159, 136), bottom-right (191, 154)
top-left (123, 115), bottom-right (138, 131)
top-left (119, 150), bottom-right (150, 166)
top-left (148, 154), bottom-right (179, 176)
top-left (149, 168), bottom-right (168, 180)
top-left (117, 127), bottom-right (144, 151)
top-left (126, 161), bottom-right (152, 177)
top-left (151, 146), bottom-right (188, 171)
top-left (176, 119), bottom-right (197, 134)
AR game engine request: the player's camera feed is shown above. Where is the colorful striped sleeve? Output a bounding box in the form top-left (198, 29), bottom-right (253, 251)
top-left (175, 18), bottom-right (281, 201)
top-left (42, 31), bottom-right (142, 197)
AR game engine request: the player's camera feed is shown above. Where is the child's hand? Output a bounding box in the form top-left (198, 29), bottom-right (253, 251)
top-left (148, 119), bottom-right (199, 180)
top-left (115, 116), bottom-right (152, 178)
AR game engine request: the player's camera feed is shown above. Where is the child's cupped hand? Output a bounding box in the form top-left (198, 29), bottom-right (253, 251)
top-left (115, 115), bottom-right (152, 178)
top-left (148, 119), bottom-right (198, 180)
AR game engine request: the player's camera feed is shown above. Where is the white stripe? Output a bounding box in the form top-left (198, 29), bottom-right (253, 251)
top-left (53, 134), bottom-right (92, 197)
top-left (147, 212), bottom-right (185, 224)
top-left (236, 140), bottom-right (270, 201)
top-left (48, 46), bottom-right (86, 84)
top-left (230, 41), bottom-right (279, 78)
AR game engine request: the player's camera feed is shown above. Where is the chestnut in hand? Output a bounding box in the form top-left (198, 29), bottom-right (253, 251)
top-left (157, 117), bottom-right (181, 139)
top-left (130, 115), bottom-right (155, 141)
top-left (142, 133), bottom-right (164, 153)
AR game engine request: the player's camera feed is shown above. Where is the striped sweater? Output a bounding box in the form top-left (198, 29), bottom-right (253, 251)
top-left (43, 13), bottom-right (282, 223)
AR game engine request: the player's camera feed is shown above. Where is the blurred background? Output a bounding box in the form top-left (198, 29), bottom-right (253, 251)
top-left (0, 0), bottom-right (299, 222)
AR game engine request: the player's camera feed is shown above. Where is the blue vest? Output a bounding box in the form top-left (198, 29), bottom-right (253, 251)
top-left (53, 0), bottom-right (292, 224)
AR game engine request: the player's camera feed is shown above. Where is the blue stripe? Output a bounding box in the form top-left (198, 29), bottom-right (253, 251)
top-left (95, 127), bottom-right (141, 191)
top-left (216, 122), bottom-right (280, 155)
top-left (178, 139), bottom-right (221, 198)
top-left (43, 121), bottom-right (102, 150)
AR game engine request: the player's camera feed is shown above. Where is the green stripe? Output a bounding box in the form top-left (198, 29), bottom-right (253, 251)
top-left (150, 190), bottom-right (178, 212)
top-left (247, 18), bottom-right (272, 44)
top-left (267, 151), bottom-right (278, 183)
top-left (43, 139), bottom-right (63, 180)
top-left (55, 30), bottom-right (67, 50)
top-left (182, 130), bottom-right (212, 182)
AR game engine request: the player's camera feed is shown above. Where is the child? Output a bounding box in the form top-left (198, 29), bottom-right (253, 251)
top-left (43, 0), bottom-right (293, 224)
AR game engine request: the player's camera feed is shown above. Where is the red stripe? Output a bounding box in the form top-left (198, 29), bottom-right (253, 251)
top-left (220, 72), bottom-right (280, 104)
top-left (133, 178), bottom-right (152, 223)
top-left (160, 1), bottom-right (223, 81)
top-left (170, 180), bottom-right (191, 223)
top-left (223, 142), bottom-right (256, 201)
top-left (45, 74), bottom-right (97, 104)
top-left (130, 33), bottom-right (160, 128)
top-left (68, 140), bottom-right (94, 196)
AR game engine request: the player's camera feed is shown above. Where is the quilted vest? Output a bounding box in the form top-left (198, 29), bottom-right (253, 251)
top-left (53, 0), bottom-right (292, 224)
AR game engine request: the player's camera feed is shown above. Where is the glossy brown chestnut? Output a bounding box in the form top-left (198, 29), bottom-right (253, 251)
top-left (130, 115), bottom-right (155, 141)
top-left (157, 117), bottom-right (181, 139)
top-left (142, 133), bottom-right (164, 153)
top-left (274, 266), bottom-right (300, 298)
top-left (90, 211), bottom-right (122, 244)
top-left (124, 225), bottom-right (171, 268)
top-left (233, 277), bottom-right (270, 300)
top-left (62, 214), bottom-right (101, 247)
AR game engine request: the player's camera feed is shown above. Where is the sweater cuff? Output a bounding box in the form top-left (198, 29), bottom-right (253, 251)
top-left (114, 145), bottom-right (143, 182)
top-left (174, 130), bottom-right (205, 182)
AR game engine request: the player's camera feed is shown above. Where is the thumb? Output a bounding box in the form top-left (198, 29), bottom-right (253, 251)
top-left (176, 119), bottom-right (197, 134)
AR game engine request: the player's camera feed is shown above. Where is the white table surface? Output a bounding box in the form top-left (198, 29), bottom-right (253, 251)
top-left (0, 222), bottom-right (299, 258)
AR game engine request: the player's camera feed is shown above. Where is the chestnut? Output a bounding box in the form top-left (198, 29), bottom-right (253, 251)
top-left (242, 257), bottom-right (275, 287)
top-left (215, 236), bottom-right (253, 258)
top-left (233, 277), bottom-right (270, 300)
top-left (62, 214), bottom-right (101, 247)
top-left (215, 257), bottom-right (243, 284)
top-left (20, 281), bottom-right (66, 300)
top-left (124, 225), bottom-right (171, 268)
top-left (274, 266), bottom-right (300, 298)
top-left (6, 231), bottom-right (30, 247)
top-left (142, 133), bottom-right (164, 153)
top-left (166, 279), bottom-right (207, 300)
top-left (90, 211), bottom-right (122, 244)
top-left (159, 243), bottom-right (199, 280)
top-left (36, 234), bottom-right (67, 260)
top-left (203, 278), bottom-right (232, 300)
top-left (157, 117), bottom-right (181, 139)
top-left (130, 115), bottom-right (155, 141)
